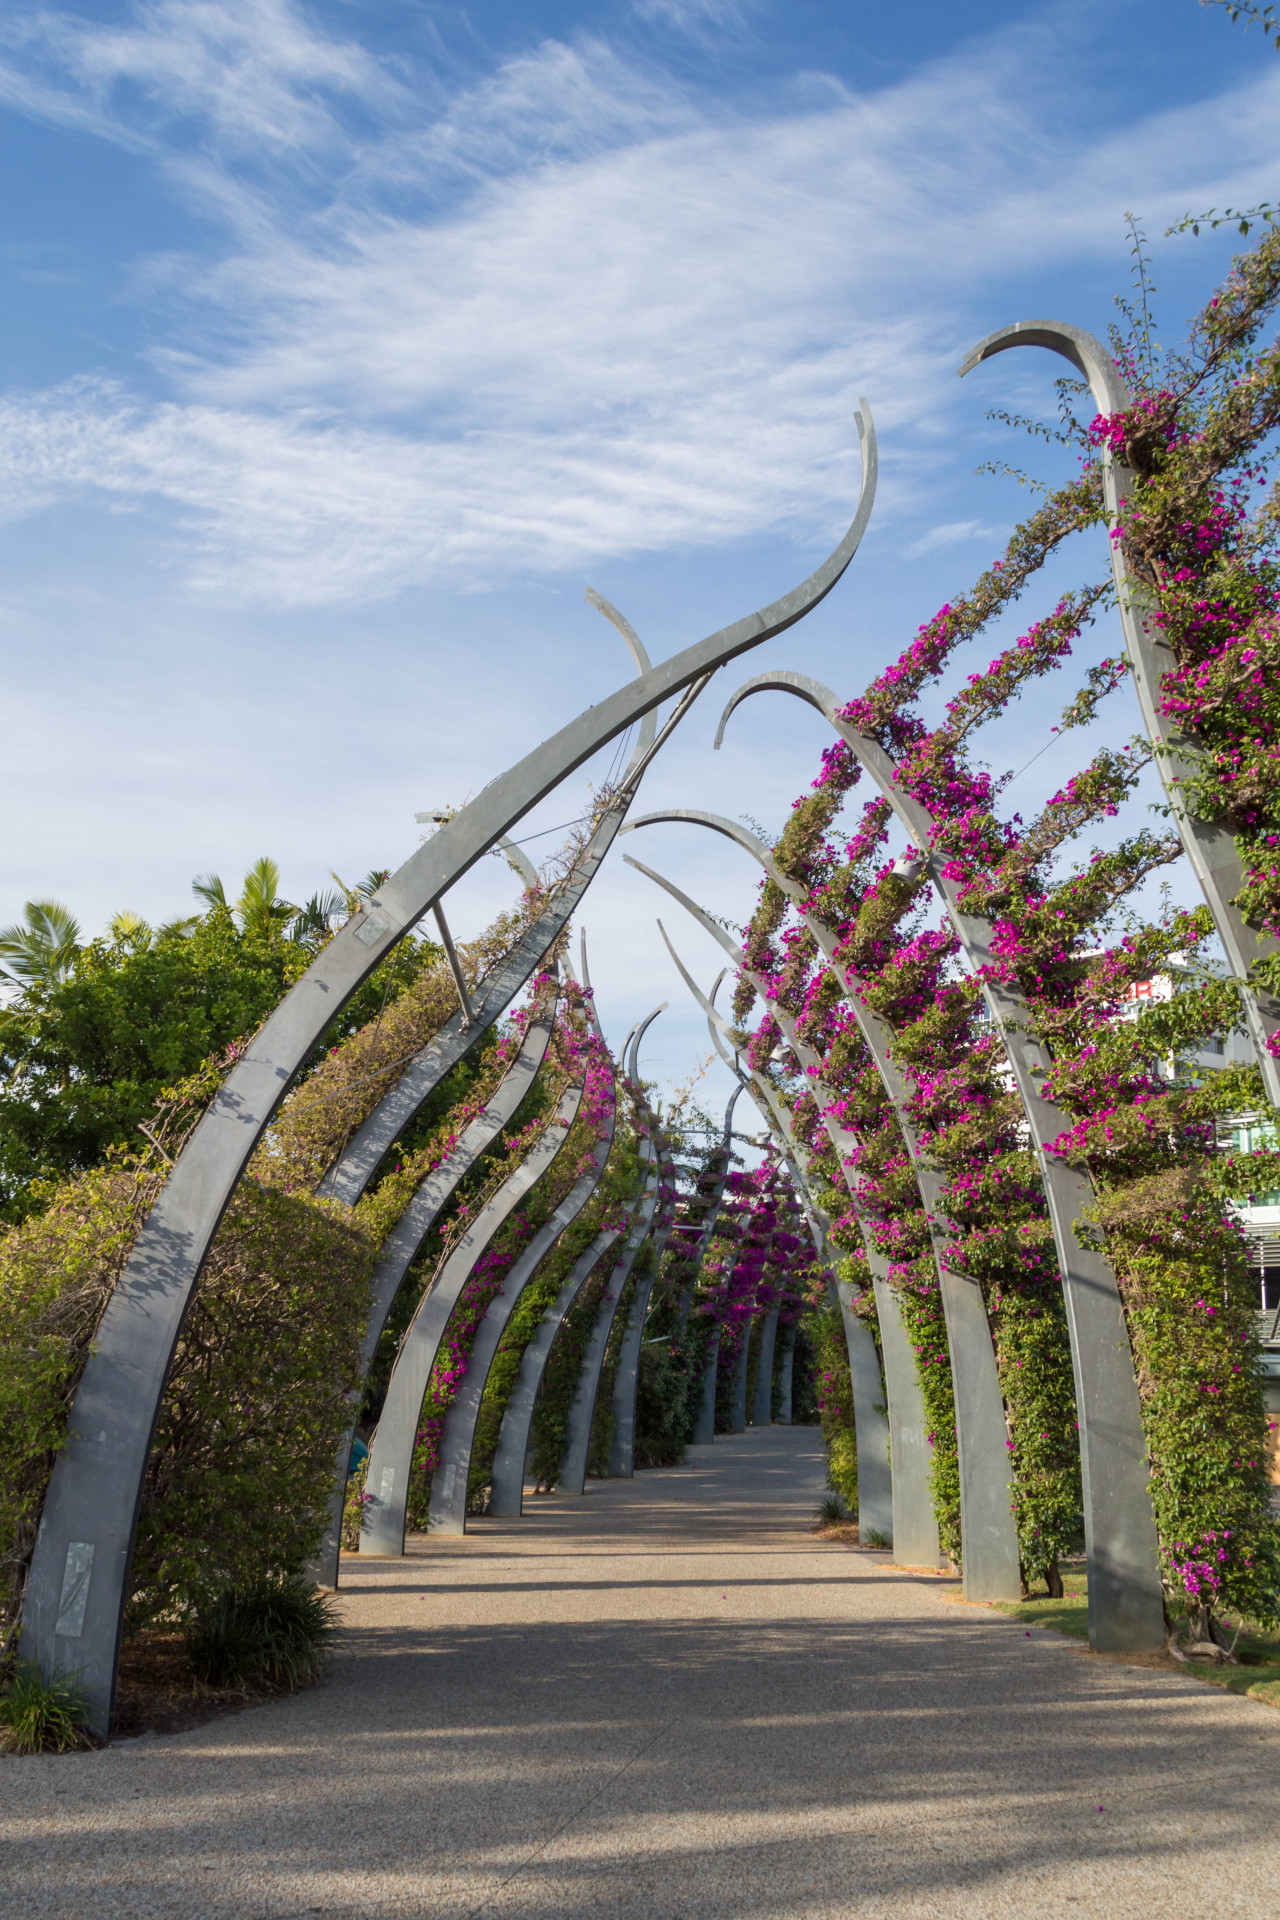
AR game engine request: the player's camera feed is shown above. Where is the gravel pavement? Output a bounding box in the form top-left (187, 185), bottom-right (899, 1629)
top-left (5, 1424), bottom-right (1280, 1918)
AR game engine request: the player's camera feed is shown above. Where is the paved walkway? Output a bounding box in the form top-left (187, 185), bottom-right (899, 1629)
top-left (5, 1426), bottom-right (1280, 1917)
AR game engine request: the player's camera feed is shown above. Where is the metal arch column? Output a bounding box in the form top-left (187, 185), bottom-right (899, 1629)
top-left (20, 404), bottom-right (878, 1731)
top-left (325, 593), bottom-right (661, 1210)
top-left (359, 1073), bottom-right (588, 1556)
top-left (959, 319), bottom-right (1280, 1105)
top-left (777, 1324), bottom-right (796, 1424)
top-left (312, 973), bottom-right (561, 1585)
top-left (752, 1306), bottom-right (780, 1425)
top-left (715, 674), bottom-right (1163, 1649)
top-left (698, 978), bottom-right (900, 1549)
top-left (488, 1161), bottom-right (661, 1515)
top-left (554, 1157), bottom-right (660, 1496)
top-left (426, 958), bottom-right (620, 1533)
top-left (608, 1010), bottom-right (680, 1477)
top-left (631, 844), bottom-right (1004, 1586)
top-left (555, 1002), bottom-right (670, 1496)
top-left (486, 1228), bottom-right (621, 1518)
top-left (691, 1327), bottom-right (721, 1444)
top-left (677, 1085), bottom-right (743, 1329)
top-left (730, 1316), bottom-right (754, 1432)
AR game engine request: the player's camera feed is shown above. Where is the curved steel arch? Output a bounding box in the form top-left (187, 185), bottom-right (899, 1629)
top-left (490, 999), bottom-right (669, 1510)
top-left (777, 1323), bottom-right (796, 1425)
top-left (312, 972), bottom-right (562, 1585)
top-left (687, 955), bottom-right (903, 1551)
top-left (486, 1222), bottom-right (626, 1517)
top-left (322, 584), bottom-right (659, 1210)
top-left (752, 1306), bottom-right (780, 1426)
top-left (676, 1083), bottom-right (744, 1329)
top-left (358, 1069), bottom-right (589, 1556)
top-left (24, 403), bottom-right (876, 1730)
top-left (415, 943), bottom-right (614, 1528)
top-left (628, 816), bottom-right (1019, 1598)
top-left (609, 1008), bottom-right (678, 1477)
top-left (715, 671), bottom-right (1164, 1648)
top-left (424, 957), bottom-right (621, 1534)
top-left (556, 1142), bottom-right (661, 1495)
top-left (957, 320), bottom-right (1280, 1104)
top-left (632, 842), bottom-right (995, 1582)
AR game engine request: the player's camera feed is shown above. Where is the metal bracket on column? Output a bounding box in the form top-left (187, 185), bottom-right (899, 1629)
top-left (714, 671), bottom-right (1164, 1648)
top-left (431, 902), bottom-right (475, 1028)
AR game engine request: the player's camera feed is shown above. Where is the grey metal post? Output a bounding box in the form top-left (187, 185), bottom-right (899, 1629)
top-left (777, 1325), bottom-right (796, 1424)
top-left (691, 1326), bottom-right (721, 1443)
top-left (713, 674), bottom-right (1164, 1649)
top-left (425, 958), bottom-right (622, 1533)
top-left (959, 320), bottom-right (1280, 1105)
top-left (608, 1013), bottom-right (680, 1477)
top-left (326, 599), bottom-right (660, 1210)
top-left (874, 1277), bottom-right (944, 1565)
top-left (486, 1227), bottom-right (621, 1517)
top-left (359, 1076), bottom-right (586, 1555)
top-left (312, 974), bottom-right (561, 1585)
top-left (730, 1317), bottom-right (753, 1432)
top-left (554, 1014), bottom-right (667, 1495)
top-left (554, 1203), bottom-right (650, 1496)
top-left (427, 1143), bottom-right (616, 1534)
top-left (753, 1306), bottom-right (780, 1425)
top-left (698, 978), bottom-right (897, 1545)
top-left (677, 1086), bottom-right (742, 1329)
top-left (19, 407), bottom-right (877, 1731)
top-left (839, 1282), bottom-right (896, 1545)
top-left (628, 841), bottom-right (1015, 1597)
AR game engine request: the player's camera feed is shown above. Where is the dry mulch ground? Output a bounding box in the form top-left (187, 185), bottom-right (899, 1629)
top-left (112, 1632), bottom-right (310, 1740)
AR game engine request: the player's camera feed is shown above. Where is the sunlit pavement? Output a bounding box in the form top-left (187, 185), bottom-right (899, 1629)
top-left (5, 1425), bottom-right (1280, 1918)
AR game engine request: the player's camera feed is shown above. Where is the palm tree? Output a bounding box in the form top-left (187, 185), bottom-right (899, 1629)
top-left (108, 910), bottom-right (152, 948)
top-left (192, 859), bottom-right (297, 939)
top-left (288, 888), bottom-right (348, 945)
top-left (0, 900), bottom-right (82, 991)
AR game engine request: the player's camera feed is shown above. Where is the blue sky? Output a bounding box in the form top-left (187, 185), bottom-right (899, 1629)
top-left (1, 0), bottom-right (1277, 1114)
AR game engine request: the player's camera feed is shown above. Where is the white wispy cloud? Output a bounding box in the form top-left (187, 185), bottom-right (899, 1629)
top-left (0, 0), bottom-right (400, 154)
top-left (0, 5), bottom-right (1275, 605)
top-left (905, 519), bottom-right (1010, 559)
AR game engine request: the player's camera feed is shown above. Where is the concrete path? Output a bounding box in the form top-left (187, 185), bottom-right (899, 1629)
top-left (5, 1425), bottom-right (1280, 1918)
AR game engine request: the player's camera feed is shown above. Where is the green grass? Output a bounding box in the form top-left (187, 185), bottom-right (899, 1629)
top-left (991, 1571), bottom-right (1089, 1641)
top-left (988, 1573), bottom-right (1280, 1706)
top-left (0, 1663), bottom-right (93, 1754)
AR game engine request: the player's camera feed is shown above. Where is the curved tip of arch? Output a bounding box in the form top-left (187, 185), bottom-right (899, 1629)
top-left (626, 998), bottom-right (669, 1084)
top-left (956, 319), bottom-right (1130, 415)
top-left (583, 585), bottom-right (652, 677)
top-left (957, 319), bottom-right (1086, 381)
top-left (713, 669), bottom-right (841, 752)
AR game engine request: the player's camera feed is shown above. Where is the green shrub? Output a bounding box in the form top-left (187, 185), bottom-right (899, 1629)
top-left (0, 1662), bottom-right (93, 1754)
top-left (634, 1334), bottom-right (693, 1467)
top-left (184, 1576), bottom-right (337, 1690)
top-left (815, 1493), bottom-right (846, 1526)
